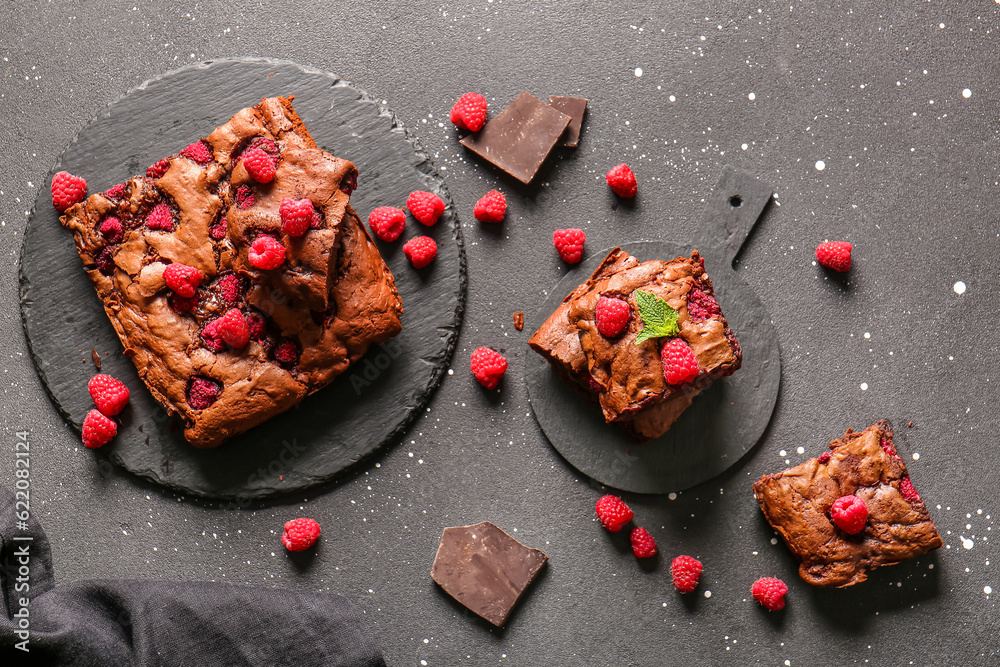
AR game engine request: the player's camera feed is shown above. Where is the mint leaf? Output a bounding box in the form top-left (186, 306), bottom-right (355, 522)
top-left (634, 290), bottom-right (680, 344)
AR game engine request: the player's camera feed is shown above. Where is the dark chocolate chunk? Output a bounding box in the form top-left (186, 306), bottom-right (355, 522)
top-left (548, 96), bottom-right (587, 147)
top-left (513, 311), bottom-right (524, 331)
top-left (430, 521), bottom-right (548, 627)
top-left (91, 347), bottom-right (101, 370)
top-left (460, 92), bottom-right (571, 184)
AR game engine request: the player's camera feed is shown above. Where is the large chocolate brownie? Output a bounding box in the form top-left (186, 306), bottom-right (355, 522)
top-left (528, 247), bottom-right (742, 440)
top-left (753, 421), bottom-right (942, 587)
top-left (60, 98), bottom-right (401, 447)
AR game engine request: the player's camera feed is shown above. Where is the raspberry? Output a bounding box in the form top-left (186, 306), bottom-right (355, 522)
top-left (235, 184), bottom-right (256, 209)
top-left (274, 339), bottom-right (300, 368)
top-left (146, 202), bottom-right (175, 231)
top-left (281, 517), bottom-right (321, 552)
top-left (100, 216), bottom-right (123, 243)
top-left (82, 409), bottom-right (116, 448)
top-left (606, 163), bottom-right (637, 198)
top-left (146, 158), bottom-right (171, 179)
top-left (899, 476), bottom-right (921, 503)
top-left (830, 494), bottom-right (868, 534)
top-left (402, 236), bottom-right (437, 269)
top-left (248, 235), bottom-right (285, 270)
top-left (217, 308), bottom-right (250, 348)
top-left (407, 190), bottom-right (445, 226)
top-left (630, 527), bottom-right (658, 558)
top-left (216, 274), bottom-right (242, 304)
top-left (661, 337), bottom-right (699, 385)
top-left (162, 263), bottom-right (202, 298)
top-left (246, 311), bottom-right (268, 341)
top-left (879, 435), bottom-right (898, 457)
top-left (595, 296), bottom-right (630, 337)
top-left (279, 197), bottom-right (314, 237)
top-left (210, 215), bottom-right (228, 241)
top-left (671, 555), bottom-right (703, 593)
top-left (817, 451), bottom-right (832, 465)
top-left (305, 208), bottom-right (322, 230)
top-left (104, 182), bottom-right (128, 199)
top-left (51, 171), bottom-right (87, 212)
top-left (449, 92), bottom-right (488, 132)
top-left (95, 247), bottom-right (116, 276)
top-left (687, 288), bottom-right (721, 321)
top-left (368, 206), bottom-right (406, 242)
top-left (200, 320), bottom-right (227, 353)
top-left (470, 346), bottom-right (507, 390)
top-left (553, 228), bottom-right (585, 263)
top-left (595, 494), bottom-right (633, 532)
top-left (187, 376), bottom-right (221, 410)
top-left (180, 140), bottom-right (213, 164)
top-left (340, 171), bottom-right (357, 195)
top-left (586, 374), bottom-right (604, 393)
top-left (169, 293), bottom-right (198, 313)
top-left (242, 147), bottom-right (276, 183)
top-left (88, 374), bottom-right (130, 416)
top-left (752, 577), bottom-right (788, 611)
top-left (816, 241), bottom-right (852, 272)
top-left (473, 190), bottom-right (506, 223)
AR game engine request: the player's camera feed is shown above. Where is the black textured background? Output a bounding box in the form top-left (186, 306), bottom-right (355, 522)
top-left (1, 2), bottom-right (998, 665)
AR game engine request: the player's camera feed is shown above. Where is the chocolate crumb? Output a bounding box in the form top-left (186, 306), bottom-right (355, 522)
top-left (907, 422), bottom-right (913, 427)
top-left (91, 348), bottom-right (101, 370)
top-left (513, 311), bottom-right (524, 331)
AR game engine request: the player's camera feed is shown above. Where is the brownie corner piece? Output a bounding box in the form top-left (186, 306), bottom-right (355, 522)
top-left (753, 420), bottom-right (942, 588)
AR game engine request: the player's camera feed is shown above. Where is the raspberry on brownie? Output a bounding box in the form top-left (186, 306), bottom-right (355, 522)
top-left (753, 420), bottom-right (942, 588)
top-left (58, 97), bottom-right (402, 447)
top-left (528, 247), bottom-right (742, 440)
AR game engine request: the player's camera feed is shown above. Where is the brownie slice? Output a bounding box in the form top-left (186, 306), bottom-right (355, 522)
top-left (201, 96), bottom-right (357, 311)
top-left (753, 421), bottom-right (942, 588)
top-left (60, 98), bottom-right (400, 447)
top-left (528, 247), bottom-right (741, 440)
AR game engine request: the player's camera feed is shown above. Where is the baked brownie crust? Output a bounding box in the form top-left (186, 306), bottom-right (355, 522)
top-left (753, 421), bottom-right (942, 588)
top-left (224, 146), bottom-right (356, 312)
top-left (60, 98), bottom-right (400, 447)
top-left (528, 247), bottom-right (742, 440)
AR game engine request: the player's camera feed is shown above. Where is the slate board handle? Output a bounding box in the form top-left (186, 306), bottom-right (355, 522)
top-left (699, 165), bottom-right (773, 265)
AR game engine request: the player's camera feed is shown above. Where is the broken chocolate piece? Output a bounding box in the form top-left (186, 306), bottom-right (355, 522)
top-left (513, 311), bottom-right (524, 331)
top-left (548, 96), bottom-right (587, 147)
top-left (91, 347), bottom-right (101, 370)
top-left (460, 92), bottom-right (571, 184)
top-left (430, 521), bottom-right (548, 627)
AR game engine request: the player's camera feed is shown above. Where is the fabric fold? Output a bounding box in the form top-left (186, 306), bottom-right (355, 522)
top-left (0, 487), bottom-right (385, 667)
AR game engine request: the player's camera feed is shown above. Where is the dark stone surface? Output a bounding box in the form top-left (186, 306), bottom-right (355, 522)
top-left (1, 2), bottom-right (998, 666)
top-left (20, 59), bottom-right (466, 500)
top-left (526, 168), bottom-right (780, 493)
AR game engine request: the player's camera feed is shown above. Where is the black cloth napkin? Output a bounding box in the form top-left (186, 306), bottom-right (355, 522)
top-left (0, 487), bottom-right (386, 666)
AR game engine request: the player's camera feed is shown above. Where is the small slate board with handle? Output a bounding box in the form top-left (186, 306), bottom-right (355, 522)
top-left (525, 167), bottom-right (780, 494)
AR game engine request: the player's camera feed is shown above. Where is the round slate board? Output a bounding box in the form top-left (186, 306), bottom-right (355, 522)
top-left (524, 168), bottom-right (780, 494)
top-left (19, 58), bottom-right (465, 502)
